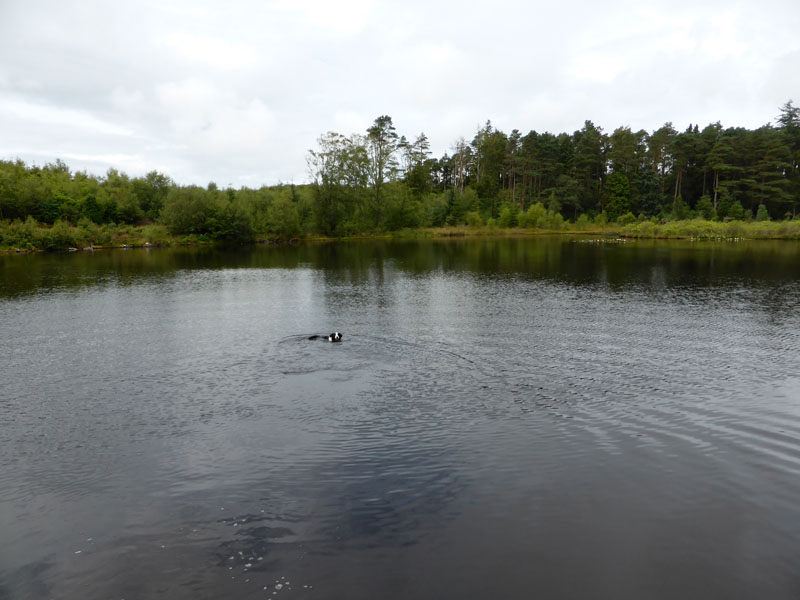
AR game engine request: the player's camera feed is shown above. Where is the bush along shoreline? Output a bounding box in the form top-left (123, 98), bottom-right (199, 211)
top-left (619, 218), bottom-right (800, 240)
top-left (3, 211), bottom-right (800, 253)
top-left (0, 217), bottom-right (300, 253)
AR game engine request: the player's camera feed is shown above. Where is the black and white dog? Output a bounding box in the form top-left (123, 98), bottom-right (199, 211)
top-left (309, 332), bottom-right (342, 342)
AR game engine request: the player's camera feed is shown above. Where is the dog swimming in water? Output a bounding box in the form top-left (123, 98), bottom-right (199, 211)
top-left (308, 332), bottom-right (342, 342)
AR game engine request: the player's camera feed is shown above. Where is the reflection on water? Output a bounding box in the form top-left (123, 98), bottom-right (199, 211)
top-left (2, 237), bottom-right (800, 599)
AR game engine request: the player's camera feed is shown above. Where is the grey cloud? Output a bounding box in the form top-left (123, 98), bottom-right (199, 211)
top-left (1, 0), bottom-right (798, 186)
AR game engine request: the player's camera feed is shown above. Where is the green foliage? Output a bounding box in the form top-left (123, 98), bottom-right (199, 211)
top-left (161, 186), bottom-right (217, 234)
top-left (518, 202), bottom-right (547, 228)
top-left (38, 220), bottom-right (80, 250)
top-left (384, 183), bottom-right (424, 231)
top-left (447, 188), bottom-right (479, 225)
top-left (2, 216), bottom-right (39, 249)
top-left (2, 101), bottom-right (799, 241)
top-left (266, 195), bottom-right (301, 237)
top-left (38, 195), bottom-right (61, 224)
top-left (307, 132), bottom-right (369, 234)
top-left (159, 186), bottom-right (253, 241)
top-left (214, 200), bottom-right (254, 242)
top-left (603, 172), bottom-right (631, 221)
top-left (672, 195), bottom-right (691, 220)
top-left (76, 218), bottom-right (111, 246)
top-left (294, 186), bottom-right (315, 231)
top-left (696, 195), bottom-right (715, 220)
top-left (366, 115), bottom-right (400, 227)
top-left (497, 203), bottom-right (519, 228)
top-left (139, 224), bottom-right (171, 246)
top-left (465, 211), bottom-right (483, 228)
top-left (515, 202), bottom-right (564, 229)
top-left (59, 194), bottom-right (83, 224)
top-left (546, 210), bottom-right (565, 230)
top-left (728, 200), bottom-right (745, 220)
top-left (426, 193), bottom-right (449, 227)
top-left (715, 190), bottom-right (730, 220)
top-left (575, 213), bottom-right (591, 230)
top-left (623, 220), bottom-right (657, 237)
top-left (472, 121), bottom-right (507, 204)
top-left (117, 193), bottom-right (144, 224)
top-left (617, 211), bottom-right (637, 225)
top-left (620, 218), bottom-right (800, 240)
top-left (545, 192), bottom-right (561, 215)
top-left (133, 171), bottom-right (172, 219)
top-left (82, 194), bottom-right (104, 223)
top-left (553, 174), bottom-right (581, 217)
top-left (401, 133), bottom-right (432, 197)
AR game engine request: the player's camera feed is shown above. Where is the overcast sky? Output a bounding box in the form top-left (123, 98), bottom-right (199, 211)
top-left (1, 0), bottom-right (798, 187)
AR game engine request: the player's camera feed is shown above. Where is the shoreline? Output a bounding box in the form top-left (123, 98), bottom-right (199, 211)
top-left (3, 220), bottom-right (800, 254)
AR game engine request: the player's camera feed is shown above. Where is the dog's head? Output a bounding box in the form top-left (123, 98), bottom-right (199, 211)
top-left (328, 332), bottom-right (342, 342)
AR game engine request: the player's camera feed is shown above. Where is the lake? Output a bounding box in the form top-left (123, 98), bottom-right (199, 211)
top-left (2, 236), bottom-right (800, 599)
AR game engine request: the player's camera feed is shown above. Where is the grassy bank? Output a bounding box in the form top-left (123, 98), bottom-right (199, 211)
top-left (0, 217), bottom-right (317, 253)
top-left (329, 220), bottom-right (800, 241)
top-left (619, 219), bottom-right (800, 240)
top-left (4, 217), bottom-right (800, 253)
top-left (0, 218), bottom-right (182, 252)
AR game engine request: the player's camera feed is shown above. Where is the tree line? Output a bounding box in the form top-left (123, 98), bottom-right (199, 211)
top-left (1, 101), bottom-right (798, 242)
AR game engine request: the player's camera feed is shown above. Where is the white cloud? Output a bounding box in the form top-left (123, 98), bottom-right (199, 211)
top-left (567, 52), bottom-right (626, 85)
top-left (700, 11), bottom-right (747, 61)
top-left (60, 152), bottom-right (149, 172)
top-left (272, 0), bottom-right (374, 35)
top-left (331, 110), bottom-right (369, 136)
top-left (155, 79), bottom-right (275, 154)
top-left (1, 0), bottom-right (798, 185)
top-left (163, 33), bottom-right (260, 69)
top-left (157, 4), bottom-right (211, 18)
top-left (110, 87), bottom-right (145, 112)
top-left (0, 97), bottom-right (133, 137)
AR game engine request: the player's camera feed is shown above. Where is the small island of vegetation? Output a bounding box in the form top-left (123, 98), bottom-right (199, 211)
top-left (2, 101), bottom-right (799, 252)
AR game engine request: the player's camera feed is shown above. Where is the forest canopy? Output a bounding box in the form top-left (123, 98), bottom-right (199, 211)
top-left (1, 101), bottom-right (798, 242)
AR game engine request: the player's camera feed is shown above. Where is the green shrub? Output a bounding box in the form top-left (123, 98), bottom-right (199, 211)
top-left (519, 202), bottom-right (547, 228)
top-left (451, 188), bottom-right (479, 224)
top-left (617, 211), bottom-right (636, 225)
top-left (267, 196), bottom-right (301, 237)
top-left (117, 194), bottom-right (144, 224)
top-left (726, 221), bottom-right (744, 238)
top-left (546, 210), bottom-right (564, 230)
top-left (426, 194), bottom-right (449, 227)
top-left (728, 200), bottom-right (745, 220)
top-left (140, 224), bottom-right (172, 246)
top-left (213, 201), bottom-right (254, 241)
top-left (497, 204), bottom-right (518, 228)
top-left (161, 186), bottom-right (218, 234)
top-left (575, 213), bottom-right (591, 230)
top-left (635, 221), bottom-right (656, 237)
top-left (695, 195), bottom-right (714, 220)
top-left (465, 211), bottom-right (483, 228)
top-left (3, 216), bottom-right (39, 249)
top-left (672, 196), bottom-right (691, 220)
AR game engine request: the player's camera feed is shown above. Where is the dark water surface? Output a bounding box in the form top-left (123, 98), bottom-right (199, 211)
top-left (2, 237), bottom-right (800, 599)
